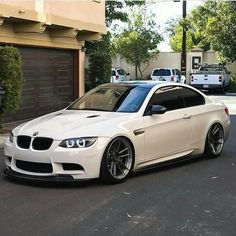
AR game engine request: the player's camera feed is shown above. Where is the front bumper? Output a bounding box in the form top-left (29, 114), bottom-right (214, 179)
top-left (4, 167), bottom-right (75, 182)
top-left (4, 137), bottom-right (110, 181)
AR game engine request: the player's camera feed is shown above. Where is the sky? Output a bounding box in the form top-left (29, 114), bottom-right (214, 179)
top-left (146, 0), bottom-right (205, 51)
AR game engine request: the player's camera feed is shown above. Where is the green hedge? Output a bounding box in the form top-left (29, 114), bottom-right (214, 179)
top-left (228, 75), bottom-right (236, 93)
top-left (88, 52), bottom-right (112, 89)
top-left (0, 46), bottom-right (24, 120)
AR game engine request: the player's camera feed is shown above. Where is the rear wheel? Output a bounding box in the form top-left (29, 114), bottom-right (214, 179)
top-left (204, 123), bottom-right (224, 158)
top-left (100, 137), bottom-right (134, 184)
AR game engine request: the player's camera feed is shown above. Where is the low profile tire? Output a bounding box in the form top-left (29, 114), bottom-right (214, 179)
top-left (100, 137), bottom-right (134, 184)
top-left (204, 123), bottom-right (224, 158)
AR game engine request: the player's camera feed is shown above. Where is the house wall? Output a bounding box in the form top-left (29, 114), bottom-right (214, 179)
top-left (44, 0), bottom-right (105, 27)
top-left (0, 0), bottom-right (106, 121)
top-left (0, 0), bottom-right (106, 99)
top-left (0, 0), bottom-right (105, 32)
top-left (0, 0), bottom-right (106, 49)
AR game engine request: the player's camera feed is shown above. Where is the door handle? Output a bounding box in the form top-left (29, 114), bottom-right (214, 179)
top-left (183, 114), bottom-right (191, 119)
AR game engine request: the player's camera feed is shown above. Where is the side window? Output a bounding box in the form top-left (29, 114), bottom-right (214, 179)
top-left (117, 69), bottom-right (125, 75)
top-left (147, 86), bottom-right (184, 112)
top-left (176, 69), bottom-right (181, 76)
top-left (180, 87), bottom-right (205, 107)
top-left (112, 70), bottom-right (116, 76)
top-left (172, 69), bottom-right (175, 76)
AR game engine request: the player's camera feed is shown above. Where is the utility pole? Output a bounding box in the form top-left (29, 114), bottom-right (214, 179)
top-left (181, 0), bottom-right (187, 77)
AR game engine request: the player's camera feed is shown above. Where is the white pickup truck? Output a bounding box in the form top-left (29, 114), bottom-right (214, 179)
top-left (190, 63), bottom-right (231, 93)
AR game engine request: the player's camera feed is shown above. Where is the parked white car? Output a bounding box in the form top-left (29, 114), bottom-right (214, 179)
top-left (111, 68), bottom-right (131, 83)
top-left (4, 81), bottom-right (230, 184)
top-left (191, 63), bottom-right (231, 93)
top-left (151, 68), bottom-right (186, 83)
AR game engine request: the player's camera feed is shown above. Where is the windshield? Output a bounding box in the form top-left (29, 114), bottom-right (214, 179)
top-left (67, 85), bottom-right (150, 113)
top-left (153, 69), bottom-right (171, 76)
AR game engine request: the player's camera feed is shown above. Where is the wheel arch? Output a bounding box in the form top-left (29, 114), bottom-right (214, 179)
top-left (99, 135), bottom-right (136, 179)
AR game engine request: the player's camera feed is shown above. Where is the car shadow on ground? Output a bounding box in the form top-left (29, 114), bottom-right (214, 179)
top-left (2, 155), bottom-right (209, 188)
top-left (2, 174), bottom-right (103, 188)
top-left (130, 154), bottom-right (208, 179)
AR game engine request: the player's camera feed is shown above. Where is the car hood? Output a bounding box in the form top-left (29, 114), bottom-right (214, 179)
top-left (13, 110), bottom-right (136, 140)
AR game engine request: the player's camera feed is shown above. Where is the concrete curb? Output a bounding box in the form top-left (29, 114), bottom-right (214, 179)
top-left (226, 93), bottom-right (236, 96)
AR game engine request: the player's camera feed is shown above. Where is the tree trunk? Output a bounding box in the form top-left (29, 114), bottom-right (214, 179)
top-left (138, 66), bottom-right (143, 78)
top-left (135, 65), bottom-right (138, 80)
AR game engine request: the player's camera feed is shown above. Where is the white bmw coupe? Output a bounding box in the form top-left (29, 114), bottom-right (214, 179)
top-left (4, 82), bottom-right (230, 184)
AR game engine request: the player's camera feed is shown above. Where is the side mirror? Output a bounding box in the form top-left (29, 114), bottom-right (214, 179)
top-left (148, 105), bottom-right (167, 115)
top-left (228, 71), bottom-right (231, 74)
top-left (127, 72), bottom-right (130, 76)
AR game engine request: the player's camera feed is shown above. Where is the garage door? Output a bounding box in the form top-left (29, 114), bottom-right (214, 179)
top-left (5, 47), bottom-right (74, 122)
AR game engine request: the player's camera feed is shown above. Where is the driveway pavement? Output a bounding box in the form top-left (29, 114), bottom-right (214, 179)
top-left (0, 113), bottom-right (236, 236)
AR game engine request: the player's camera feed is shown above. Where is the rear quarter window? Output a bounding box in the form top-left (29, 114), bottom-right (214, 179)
top-left (180, 87), bottom-right (205, 107)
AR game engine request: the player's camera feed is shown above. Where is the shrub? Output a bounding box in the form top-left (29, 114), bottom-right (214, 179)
top-left (228, 75), bottom-right (236, 93)
top-left (88, 52), bottom-right (112, 88)
top-left (0, 46), bottom-right (24, 125)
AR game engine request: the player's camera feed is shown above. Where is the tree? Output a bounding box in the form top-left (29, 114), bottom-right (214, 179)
top-left (168, 22), bottom-right (195, 52)
top-left (85, 1), bottom-right (146, 89)
top-left (114, 10), bottom-right (162, 79)
top-left (206, 1), bottom-right (236, 63)
top-left (167, 1), bottom-right (217, 52)
top-left (0, 46), bottom-right (24, 126)
top-left (106, 1), bottom-right (144, 27)
top-left (89, 52), bottom-right (112, 88)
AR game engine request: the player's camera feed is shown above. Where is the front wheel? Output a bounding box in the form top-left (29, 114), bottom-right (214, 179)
top-left (100, 137), bottom-right (134, 184)
top-left (204, 123), bottom-right (224, 158)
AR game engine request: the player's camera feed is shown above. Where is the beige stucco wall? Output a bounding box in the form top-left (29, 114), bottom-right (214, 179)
top-left (44, 0), bottom-right (105, 28)
top-left (112, 53), bottom-right (181, 80)
top-left (0, 0), bottom-right (35, 10)
top-left (0, 0), bottom-right (105, 30)
top-left (110, 52), bottom-right (236, 83)
top-left (0, 0), bottom-right (106, 49)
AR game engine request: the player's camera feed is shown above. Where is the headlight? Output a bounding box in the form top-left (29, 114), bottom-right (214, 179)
top-left (9, 132), bottom-right (13, 143)
top-left (59, 137), bottom-right (97, 148)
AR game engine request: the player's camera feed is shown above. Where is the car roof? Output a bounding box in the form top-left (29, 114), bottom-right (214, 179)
top-left (101, 81), bottom-right (169, 89)
top-left (152, 68), bottom-right (176, 70)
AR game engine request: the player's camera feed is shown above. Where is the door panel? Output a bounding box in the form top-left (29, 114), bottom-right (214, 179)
top-left (143, 109), bottom-right (192, 160)
top-left (142, 86), bottom-right (193, 161)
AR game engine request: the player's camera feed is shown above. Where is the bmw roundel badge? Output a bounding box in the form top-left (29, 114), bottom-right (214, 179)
top-left (33, 132), bottom-right (39, 136)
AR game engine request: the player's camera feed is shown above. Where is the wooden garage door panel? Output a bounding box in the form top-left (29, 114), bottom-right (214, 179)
top-left (4, 47), bottom-right (74, 122)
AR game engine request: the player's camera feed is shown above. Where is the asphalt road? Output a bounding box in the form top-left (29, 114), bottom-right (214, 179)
top-left (0, 99), bottom-right (236, 236)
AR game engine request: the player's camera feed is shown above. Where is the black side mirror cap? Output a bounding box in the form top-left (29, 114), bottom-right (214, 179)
top-left (148, 105), bottom-right (167, 115)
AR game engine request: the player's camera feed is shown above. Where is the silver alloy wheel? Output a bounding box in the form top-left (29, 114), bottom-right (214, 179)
top-left (207, 123), bottom-right (224, 155)
top-left (106, 138), bottom-right (133, 180)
